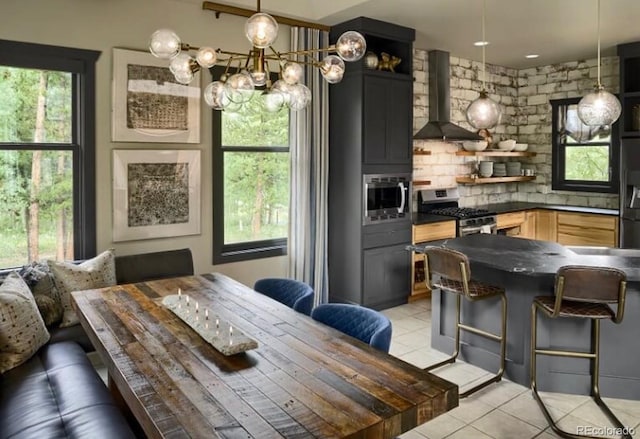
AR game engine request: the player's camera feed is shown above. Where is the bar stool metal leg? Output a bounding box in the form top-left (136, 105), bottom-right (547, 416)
top-left (530, 302), bottom-right (633, 439)
top-left (426, 291), bottom-right (507, 398)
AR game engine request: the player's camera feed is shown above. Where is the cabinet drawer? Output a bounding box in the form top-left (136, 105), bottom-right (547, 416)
top-left (413, 221), bottom-right (456, 243)
top-left (363, 228), bottom-right (412, 249)
top-left (497, 211), bottom-right (526, 229)
top-left (557, 225), bottom-right (617, 247)
top-left (557, 212), bottom-right (617, 230)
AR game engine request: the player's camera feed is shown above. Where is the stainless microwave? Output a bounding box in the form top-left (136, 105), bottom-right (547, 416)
top-left (363, 173), bottom-right (411, 225)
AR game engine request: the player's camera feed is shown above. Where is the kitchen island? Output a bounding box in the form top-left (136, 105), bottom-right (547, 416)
top-left (411, 234), bottom-right (640, 400)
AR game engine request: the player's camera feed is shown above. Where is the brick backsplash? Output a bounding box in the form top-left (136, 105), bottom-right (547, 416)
top-left (412, 48), bottom-right (619, 210)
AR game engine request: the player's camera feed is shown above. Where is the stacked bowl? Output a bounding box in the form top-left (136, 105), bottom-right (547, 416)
top-left (479, 161), bottom-right (493, 178)
top-left (493, 163), bottom-right (507, 177)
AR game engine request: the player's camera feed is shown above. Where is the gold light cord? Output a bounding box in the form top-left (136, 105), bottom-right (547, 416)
top-left (482, 0), bottom-right (486, 89)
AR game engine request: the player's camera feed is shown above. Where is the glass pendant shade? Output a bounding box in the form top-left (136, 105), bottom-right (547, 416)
top-left (282, 62), bottom-right (303, 85)
top-left (466, 91), bottom-right (502, 129)
top-left (335, 31), bottom-right (367, 62)
top-left (149, 29), bottom-right (182, 59)
top-left (577, 85), bottom-right (621, 126)
top-left (196, 47), bottom-right (217, 68)
top-left (245, 13), bottom-right (278, 48)
top-left (319, 55), bottom-right (345, 84)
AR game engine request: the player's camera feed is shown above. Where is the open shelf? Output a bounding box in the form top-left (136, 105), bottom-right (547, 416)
top-left (455, 151), bottom-right (537, 157)
top-left (456, 176), bottom-right (536, 184)
top-left (413, 150), bottom-right (432, 156)
top-left (413, 180), bottom-right (431, 186)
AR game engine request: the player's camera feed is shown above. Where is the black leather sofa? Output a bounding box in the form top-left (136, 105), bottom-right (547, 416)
top-left (0, 248), bottom-right (194, 439)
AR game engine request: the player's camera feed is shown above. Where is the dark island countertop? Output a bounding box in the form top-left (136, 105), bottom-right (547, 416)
top-left (409, 234), bottom-right (640, 280)
top-left (413, 202), bottom-right (618, 225)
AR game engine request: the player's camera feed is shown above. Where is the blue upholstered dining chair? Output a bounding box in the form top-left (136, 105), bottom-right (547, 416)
top-left (310, 303), bottom-right (392, 353)
top-left (253, 278), bottom-right (315, 316)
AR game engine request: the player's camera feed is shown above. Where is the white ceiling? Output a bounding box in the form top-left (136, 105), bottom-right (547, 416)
top-left (188, 0), bottom-right (640, 69)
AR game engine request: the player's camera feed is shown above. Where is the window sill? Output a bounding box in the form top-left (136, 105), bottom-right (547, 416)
top-left (213, 242), bottom-right (287, 265)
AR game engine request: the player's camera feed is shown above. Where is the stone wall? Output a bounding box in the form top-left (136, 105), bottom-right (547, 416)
top-left (412, 47), bottom-right (619, 210)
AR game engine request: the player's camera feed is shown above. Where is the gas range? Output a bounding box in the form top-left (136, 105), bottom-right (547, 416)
top-left (417, 188), bottom-right (497, 236)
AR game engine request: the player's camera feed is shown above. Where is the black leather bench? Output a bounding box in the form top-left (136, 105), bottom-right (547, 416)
top-left (0, 248), bottom-right (195, 439)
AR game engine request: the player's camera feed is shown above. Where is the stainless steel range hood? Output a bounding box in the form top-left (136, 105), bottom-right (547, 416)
top-left (413, 50), bottom-right (482, 141)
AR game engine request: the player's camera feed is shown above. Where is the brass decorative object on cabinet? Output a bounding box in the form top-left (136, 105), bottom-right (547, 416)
top-left (377, 52), bottom-right (401, 72)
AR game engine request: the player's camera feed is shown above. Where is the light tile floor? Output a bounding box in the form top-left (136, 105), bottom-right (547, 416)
top-left (384, 300), bottom-right (640, 439)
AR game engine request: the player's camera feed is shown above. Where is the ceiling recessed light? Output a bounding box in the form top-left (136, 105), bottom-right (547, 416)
top-left (474, 41), bottom-right (489, 47)
top-left (525, 54), bottom-right (539, 59)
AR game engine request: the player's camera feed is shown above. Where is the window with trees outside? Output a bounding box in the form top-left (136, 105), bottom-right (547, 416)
top-left (551, 97), bottom-right (619, 193)
top-left (212, 75), bottom-right (290, 264)
top-left (0, 40), bottom-right (99, 270)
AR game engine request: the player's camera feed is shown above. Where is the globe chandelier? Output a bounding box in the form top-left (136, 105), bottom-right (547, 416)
top-left (577, 0), bottom-right (621, 127)
top-left (465, 0), bottom-right (502, 130)
top-left (148, 0), bottom-right (366, 112)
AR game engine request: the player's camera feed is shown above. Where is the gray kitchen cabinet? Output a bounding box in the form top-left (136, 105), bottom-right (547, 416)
top-left (363, 244), bottom-right (411, 309)
top-left (327, 17), bottom-right (415, 309)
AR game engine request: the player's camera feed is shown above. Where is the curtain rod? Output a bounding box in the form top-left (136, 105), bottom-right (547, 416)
top-left (201, 2), bottom-right (331, 31)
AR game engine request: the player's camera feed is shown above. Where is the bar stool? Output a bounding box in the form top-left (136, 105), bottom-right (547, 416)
top-left (423, 246), bottom-right (507, 398)
top-left (530, 265), bottom-right (631, 439)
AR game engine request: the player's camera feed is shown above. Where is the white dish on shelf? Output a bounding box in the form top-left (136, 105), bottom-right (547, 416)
top-left (462, 140), bottom-right (489, 151)
top-left (513, 143), bottom-right (528, 151)
top-left (497, 139), bottom-right (516, 151)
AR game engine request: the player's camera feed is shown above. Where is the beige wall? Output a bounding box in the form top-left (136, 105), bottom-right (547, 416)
top-left (0, 0), bottom-right (288, 287)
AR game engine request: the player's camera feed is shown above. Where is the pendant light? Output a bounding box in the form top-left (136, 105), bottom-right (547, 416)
top-left (466, 0), bottom-right (502, 130)
top-left (577, 0), bottom-right (621, 126)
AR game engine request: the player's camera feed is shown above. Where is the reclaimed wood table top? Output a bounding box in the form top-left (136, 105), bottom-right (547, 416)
top-left (71, 273), bottom-right (458, 439)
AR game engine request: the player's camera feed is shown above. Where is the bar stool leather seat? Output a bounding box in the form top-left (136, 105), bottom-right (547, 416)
top-left (422, 246), bottom-right (507, 398)
top-left (534, 295), bottom-right (615, 319)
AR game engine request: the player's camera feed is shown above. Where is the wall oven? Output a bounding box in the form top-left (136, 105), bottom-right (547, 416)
top-left (363, 173), bottom-right (411, 225)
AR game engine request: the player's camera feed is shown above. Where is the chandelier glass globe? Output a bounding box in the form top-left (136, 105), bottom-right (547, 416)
top-left (149, 29), bottom-right (181, 59)
top-left (335, 31), bottom-right (366, 62)
top-left (262, 90), bottom-right (286, 113)
top-left (249, 70), bottom-right (267, 87)
top-left (466, 91), bottom-right (502, 130)
top-left (282, 62), bottom-right (303, 85)
top-left (288, 84), bottom-right (312, 111)
top-left (577, 85), bottom-right (621, 126)
top-left (319, 55), bottom-right (345, 84)
top-left (245, 13), bottom-right (278, 48)
top-left (196, 47), bottom-right (217, 68)
top-left (203, 81), bottom-right (228, 110)
top-left (225, 72), bottom-right (255, 104)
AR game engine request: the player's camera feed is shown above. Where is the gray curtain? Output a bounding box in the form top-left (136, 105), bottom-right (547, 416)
top-left (288, 27), bottom-right (329, 305)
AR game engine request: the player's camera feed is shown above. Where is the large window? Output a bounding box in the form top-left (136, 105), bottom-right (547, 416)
top-left (0, 40), bottom-right (99, 269)
top-left (551, 97), bottom-right (619, 193)
top-left (212, 80), bottom-right (290, 264)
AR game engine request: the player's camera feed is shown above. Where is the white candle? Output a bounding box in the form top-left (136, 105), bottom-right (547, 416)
top-left (195, 302), bottom-right (199, 313)
top-left (186, 296), bottom-right (190, 306)
top-left (178, 288), bottom-right (182, 299)
top-left (216, 317), bottom-right (219, 328)
top-left (205, 309), bottom-right (209, 320)
top-left (229, 325), bottom-right (233, 336)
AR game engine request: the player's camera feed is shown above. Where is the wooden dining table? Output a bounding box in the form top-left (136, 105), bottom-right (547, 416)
top-left (71, 273), bottom-right (458, 438)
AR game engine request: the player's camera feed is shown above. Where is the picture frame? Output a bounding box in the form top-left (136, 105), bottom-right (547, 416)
top-left (111, 48), bottom-right (201, 143)
top-left (112, 149), bottom-right (201, 242)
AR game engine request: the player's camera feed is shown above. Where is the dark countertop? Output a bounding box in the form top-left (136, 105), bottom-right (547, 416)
top-left (409, 234), bottom-right (640, 280)
top-left (412, 202), bottom-right (618, 225)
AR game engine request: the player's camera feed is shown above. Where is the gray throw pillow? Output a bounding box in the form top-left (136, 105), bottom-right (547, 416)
top-left (19, 261), bottom-right (62, 327)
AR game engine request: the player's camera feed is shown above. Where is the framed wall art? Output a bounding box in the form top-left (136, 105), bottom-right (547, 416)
top-left (113, 149), bottom-right (201, 242)
top-left (111, 48), bottom-right (201, 143)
